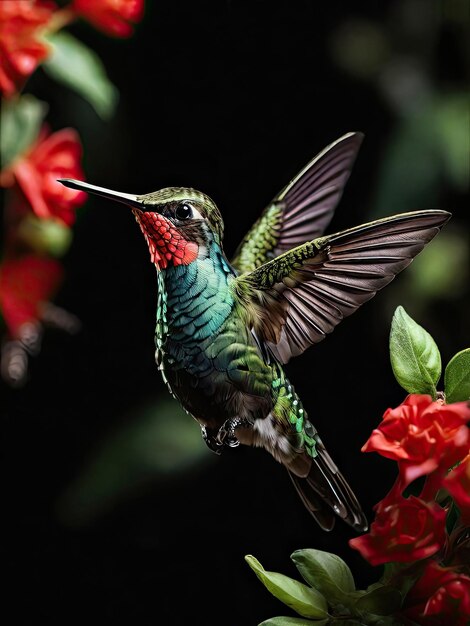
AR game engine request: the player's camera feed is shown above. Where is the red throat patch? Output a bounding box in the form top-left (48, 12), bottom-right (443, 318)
top-left (133, 210), bottom-right (198, 269)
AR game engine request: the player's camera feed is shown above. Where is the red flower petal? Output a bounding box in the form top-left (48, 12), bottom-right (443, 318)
top-left (72, 0), bottom-right (144, 38)
top-left (349, 495), bottom-right (447, 566)
top-left (404, 561), bottom-right (470, 626)
top-left (444, 455), bottom-right (470, 525)
top-left (0, 254), bottom-right (63, 338)
top-left (0, 1), bottom-right (55, 98)
top-left (10, 126), bottom-right (87, 226)
top-left (362, 394), bottom-right (470, 487)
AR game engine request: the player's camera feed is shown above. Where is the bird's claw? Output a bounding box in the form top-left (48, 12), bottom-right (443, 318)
top-left (216, 417), bottom-right (250, 448)
top-left (201, 418), bottom-right (251, 453)
top-left (217, 425), bottom-right (240, 449)
top-left (201, 426), bottom-right (224, 455)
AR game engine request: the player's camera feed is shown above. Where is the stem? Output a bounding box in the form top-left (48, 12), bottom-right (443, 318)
top-left (46, 8), bottom-right (77, 34)
top-left (419, 471), bottom-right (443, 501)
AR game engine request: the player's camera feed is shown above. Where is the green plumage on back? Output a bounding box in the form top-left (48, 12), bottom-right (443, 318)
top-left (59, 132), bottom-right (451, 532)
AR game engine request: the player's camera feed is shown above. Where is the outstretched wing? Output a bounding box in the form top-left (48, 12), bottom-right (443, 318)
top-left (234, 210), bottom-right (451, 364)
top-left (231, 132), bottom-right (364, 274)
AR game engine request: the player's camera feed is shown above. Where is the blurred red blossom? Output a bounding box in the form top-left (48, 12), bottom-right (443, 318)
top-left (0, 252), bottom-right (81, 386)
top-left (0, 0), bottom-right (56, 98)
top-left (72, 0), bottom-right (144, 37)
top-left (362, 394), bottom-right (470, 487)
top-left (2, 127), bottom-right (87, 226)
top-left (0, 0), bottom-right (142, 388)
top-left (403, 561), bottom-right (470, 626)
top-left (349, 494), bottom-right (447, 566)
top-left (444, 455), bottom-right (470, 526)
top-left (0, 254), bottom-right (63, 339)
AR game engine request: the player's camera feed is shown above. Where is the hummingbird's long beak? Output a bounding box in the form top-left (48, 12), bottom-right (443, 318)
top-left (58, 178), bottom-right (143, 209)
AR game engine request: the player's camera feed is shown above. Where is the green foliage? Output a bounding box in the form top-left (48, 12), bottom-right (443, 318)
top-left (0, 95), bottom-right (47, 167)
top-left (380, 562), bottom-right (421, 600)
top-left (444, 349), bottom-right (470, 402)
top-left (353, 586), bottom-right (401, 616)
top-left (260, 618), bottom-right (328, 626)
top-left (290, 549), bottom-right (355, 607)
top-left (44, 32), bottom-right (118, 120)
top-left (431, 94), bottom-right (469, 192)
top-left (390, 306), bottom-right (470, 404)
top-left (246, 551), bottom-right (407, 625)
top-left (389, 306), bottom-right (441, 398)
top-left (17, 214), bottom-right (73, 257)
top-left (366, 93), bottom-right (469, 309)
top-left (245, 556), bottom-right (329, 620)
top-left (401, 230), bottom-right (469, 302)
top-left (371, 96), bottom-right (469, 219)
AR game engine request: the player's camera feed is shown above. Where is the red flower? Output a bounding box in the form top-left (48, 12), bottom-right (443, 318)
top-left (0, 254), bottom-right (63, 339)
top-left (403, 561), bottom-right (470, 626)
top-left (444, 455), bottom-right (470, 525)
top-left (72, 0), bottom-right (144, 37)
top-left (349, 494), bottom-right (446, 566)
top-left (362, 395), bottom-right (470, 486)
top-left (0, 1), bottom-right (55, 98)
top-left (5, 126), bottom-right (87, 226)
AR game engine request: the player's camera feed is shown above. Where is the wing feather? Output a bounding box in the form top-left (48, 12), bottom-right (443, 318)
top-left (234, 210), bottom-right (451, 363)
top-left (231, 133), bottom-right (364, 273)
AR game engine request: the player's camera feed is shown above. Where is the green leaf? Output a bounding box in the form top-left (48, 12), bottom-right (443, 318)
top-left (434, 93), bottom-right (470, 192)
top-left (402, 230), bottom-right (469, 301)
top-left (291, 549), bottom-right (355, 607)
top-left (245, 555), bottom-right (328, 619)
top-left (0, 95), bottom-right (48, 167)
top-left (389, 306), bottom-right (441, 398)
top-left (445, 499), bottom-right (461, 535)
top-left (354, 585), bottom-right (402, 616)
top-left (327, 621), bottom-right (366, 626)
top-left (17, 214), bottom-right (73, 257)
top-left (381, 562), bottom-right (424, 599)
top-left (444, 349), bottom-right (470, 403)
top-left (43, 32), bottom-right (118, 119)
top-left (260, 617), bottom-right (328, 626)
top-left (370, 95), bottom-right (470, 221)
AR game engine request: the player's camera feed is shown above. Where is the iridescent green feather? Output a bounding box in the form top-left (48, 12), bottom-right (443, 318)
top-left (231, 204), bottom-right (283, 274)
top-left (270, 369), bottom-right (318, 459)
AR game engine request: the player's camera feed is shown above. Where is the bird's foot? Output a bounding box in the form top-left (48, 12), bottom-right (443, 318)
top-left (216, 417), bottom-right (251, 448)
top-left (201, 426), bottom-right (224, 455)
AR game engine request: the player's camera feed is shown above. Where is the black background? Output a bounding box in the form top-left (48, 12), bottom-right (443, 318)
top-left (2, 1), bottom-right (469, 624)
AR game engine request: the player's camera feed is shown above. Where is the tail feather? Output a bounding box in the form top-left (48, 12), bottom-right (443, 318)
top-left (289, 472), bottom-right (336, 531)
top-left (289, 440), bottom-right (368, 532)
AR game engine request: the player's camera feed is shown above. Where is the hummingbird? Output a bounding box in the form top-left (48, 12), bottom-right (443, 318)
top-left (59, 132), bottom-right (450, 532)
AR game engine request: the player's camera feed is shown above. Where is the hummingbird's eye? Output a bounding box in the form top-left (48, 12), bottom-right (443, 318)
top-left (175, 203), bottom-right (193, 220)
